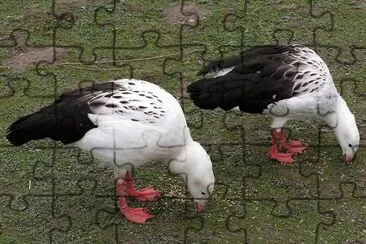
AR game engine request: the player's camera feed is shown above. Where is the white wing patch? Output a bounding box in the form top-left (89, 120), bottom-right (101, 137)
top-left (87, 81), bottom-right (165, 124)
top-left (213, 67), bottom-right (235, 78)
top-left (205, 66), bottom-right (235, 78)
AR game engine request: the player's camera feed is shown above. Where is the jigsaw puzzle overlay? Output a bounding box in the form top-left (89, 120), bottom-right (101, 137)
top-left (1, 0), bottom-right (365, 243)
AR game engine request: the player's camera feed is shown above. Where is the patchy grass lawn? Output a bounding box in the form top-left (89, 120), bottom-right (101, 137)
top-left (0, 0), bottom-right (365, 243)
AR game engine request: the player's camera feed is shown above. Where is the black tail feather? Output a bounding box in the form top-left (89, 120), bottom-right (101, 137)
top-left (6, 81), bottom-right (122, 146)
top-left (6, 106), bottom-right (57, 146)
top-left (187, 74), bottom-right (247, 111)
top-left (6, 102), bottom-right (96, 146)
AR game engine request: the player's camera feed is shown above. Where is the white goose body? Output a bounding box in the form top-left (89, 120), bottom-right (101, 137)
top-left (73, 79), bottom-right (191, 167)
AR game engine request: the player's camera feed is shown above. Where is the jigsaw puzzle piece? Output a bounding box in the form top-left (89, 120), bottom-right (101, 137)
top-left (0, 29), bottom-right (18, 71)
top-left (1, 63), bottom-right (57, 98)
top-left (182, 183), bottom-right (245, 243)
top-left (182, 142), bottom-right (260, 242)
top-left (181, 101), bottom-right (263, 242)
top-left (316, 143), bottom-right (366, 198)
top-left (0, 194), bottom-right (29, 212)
top-left (318, 183), bottom-right (366, 242)
top-left (54, 130), bottom-right (173, 201)
top-left (0, 143), bottom-right (56, 196)
top-left (272, 29), bottom-right (295, 45)
top-left (53, 0), bottom-right (115, 64)
top-left (336, 77), bottom-right (366, 130)
top-left (184, 101), bottom-right (246, 148)
top-left (51, 178), bottom-right (117, 243)
top-left (166, 1), bottom-right (213, 46)
top-left (352, 47), bottom-right (366, 93)
top-left (0, 29), bottom-right (66, 101)
top-left (352, 47), bottom-right (366, 146)
top-left (312, 0), bottom-right (365, 64)
top-left (0, 195), bottom-right (71, 243)
top-left (223, 108), bottom-right (267, 140)
top-left (243, 146), bottom-right (319, 211)
top-left (340, 47), bottom-right (366, 121)
top-left (113, 31), bottom-right (180, 81)
top-left (95, 1), bottom-right (207, 48)
top-left (227, 198), bottom-right (334, 242)
top-left (200, 144), bottom-right (249, 201)
top-left (164, 1), bottom-right (211, 28)
top-left (223, 1), bottom-right (332, 46)
top-left (34, 66), bottom-right (133, 103)
top-left (0, 1), bottom-right (54, 46)
top-left (0, 29), bottom-right (67, 74)
top-left (0, 143), bottom-right (57, 240)
top-left (162, 1), bottom-right (241, 55)
top-left (162, 44), bottom-right (207, 112)
top-left (54, 146), bottom-right (113, 197)
top-left (0, 30), bottom-right (62, 98)
top-left (55, 144), bottom-right (147, 239)
top-left (0, 74), bottom-right (24, 101)
top-left (161, 2), bottom-right (242, 71)
top-left (93, 196), bottom-right (203, 242)
top-left (0, 30), bottom-right (16, 49)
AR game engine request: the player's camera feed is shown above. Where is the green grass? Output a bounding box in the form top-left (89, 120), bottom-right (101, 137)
top-left (1, 0), bottom-right (365, 243)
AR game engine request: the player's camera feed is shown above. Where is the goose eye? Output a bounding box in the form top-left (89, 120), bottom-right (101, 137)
top-left (201, 192), bottom-right (206, 195)
top-left (348, 144), bottom-right (352, 148)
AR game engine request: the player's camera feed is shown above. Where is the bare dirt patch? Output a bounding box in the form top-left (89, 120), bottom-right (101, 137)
top-left (162, 3), bottom-right (210, 25)
top-left (2, 47), bottom-right (68, 73)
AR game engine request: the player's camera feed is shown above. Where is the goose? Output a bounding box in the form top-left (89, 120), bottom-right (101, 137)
top-left (187, 44), bottom-right (359, 164)
top-left (6, 79), bottom-right (215, 224)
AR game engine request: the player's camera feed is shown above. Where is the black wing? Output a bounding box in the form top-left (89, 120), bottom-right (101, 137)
top-left (6, 82), bottom-right (120, 146)
top-left (188, 45), bottom-right (302, 113)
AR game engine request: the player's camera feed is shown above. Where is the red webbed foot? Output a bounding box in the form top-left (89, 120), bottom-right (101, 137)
top-left (128, 187), bottom-right (161, 202)
top-left (115, 171), bottom-right (157, 224)
top-left (121, 207), bottom-right (154, 224)
top-left (281, 140), bottom-right (307, 154)
top-left (267, 151), bottom-right (295, 164)
top-left (267, 145), bottom-right (295, 164)
top-left (122, 171), bottom-right (161, 202)
top-left (117, 196), bottom-right (154, 224)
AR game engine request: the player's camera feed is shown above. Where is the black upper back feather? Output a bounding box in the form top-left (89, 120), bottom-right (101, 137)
top-left (188, 45), bottom-right (302, 113)
top-left (6, 82), bottom-right (119, 146)
top-left (198, 44), bottom-right (300, 76)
